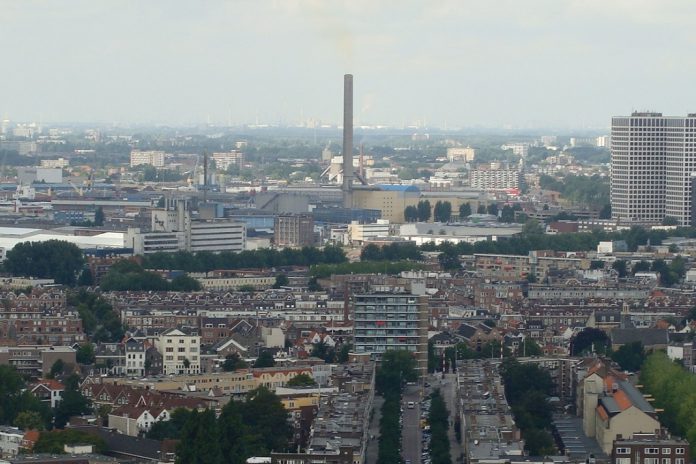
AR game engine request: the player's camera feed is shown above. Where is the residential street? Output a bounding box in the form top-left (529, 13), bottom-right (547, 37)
top-left (401, 384), bottom-right (422, 463)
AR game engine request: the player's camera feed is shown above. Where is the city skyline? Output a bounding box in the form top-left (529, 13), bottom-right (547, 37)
top-left (2, 1), bottom-right (696, 128)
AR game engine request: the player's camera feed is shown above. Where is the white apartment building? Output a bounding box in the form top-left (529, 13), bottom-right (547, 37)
top-left (40, 158), bottom-right (69, 169)
top-left (501, 143), bottom-right (529, 157)
top-left (611, 112), bottom-right (696, 225)
top-left (156, 328), bottom-right (200, 375)
top-left (130, 150), bottom-right (165, 168)
top-left (469, 165), bottom-right (520, 190)
top-left (0, 426), bottom-right (23, 458)
top-left (447, 147), bottom-right (476, 162)
top-left (211, 151), bottom-right (244, 171)
top-left (348, 219), bottom-right (390, 244)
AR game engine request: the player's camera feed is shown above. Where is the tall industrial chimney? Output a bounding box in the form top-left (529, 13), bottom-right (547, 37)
top-left (342, 74), bottom-right (353, 208)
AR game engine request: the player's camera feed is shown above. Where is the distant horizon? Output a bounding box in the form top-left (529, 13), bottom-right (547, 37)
top-left (2, 1), bottom-right (695, 128)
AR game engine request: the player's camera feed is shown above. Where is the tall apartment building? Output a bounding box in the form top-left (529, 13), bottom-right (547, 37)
top-left (611, 112), bottom-right (696, 225)
top-left (447, 146), bottom-right (476, 162)
top-left (130, 150), bottom-right (165, 168)
top-left (155, 328), bottom-right (200, 375)
top-left (353, 283), bottom-right (429, 377)
top-left (274, 214), bottom-right (314, 247)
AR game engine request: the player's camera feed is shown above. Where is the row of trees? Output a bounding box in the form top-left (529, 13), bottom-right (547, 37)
top-left (376, 351), bottom-right (418, 464)
top-left (429, 339), bottom-right (544, 374)
top-left (171, 387), bottom-right (291, 464)
top-left (539, 174), bottom-right (610, 209)
top-left (640, 352), bottom-right (696, 448)
top-left (499, 359), bottom-right (556, 456)
top-left (405, 201), bottom-right (507, 223)
top-left (310, 260), bottom-right (425, 278)
top-left (141, 245), bottom-right (346, 273)
top-left (360, 242), bottom-right (422, 262)
top-left (100, 260), bottom-right (201, 292)
top-left (68, 290), bottom-right (125, 343)
top-left (428, 390), bottom-right (452, 464)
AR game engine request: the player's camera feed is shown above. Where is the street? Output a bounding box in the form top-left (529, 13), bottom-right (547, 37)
top-left (438, 372), bottom-right (463, 463)
top-left (401, 384), bottom-right (422, 463)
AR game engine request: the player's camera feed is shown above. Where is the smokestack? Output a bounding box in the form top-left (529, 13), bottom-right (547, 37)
top-left (342, 74), bottom-right (353, 208)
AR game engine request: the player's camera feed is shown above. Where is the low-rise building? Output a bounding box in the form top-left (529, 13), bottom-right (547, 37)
top-left (155, 328), bottom-right (201, 375)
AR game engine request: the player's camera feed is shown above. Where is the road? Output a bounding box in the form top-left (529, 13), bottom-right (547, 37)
top-left (401, 384), bottom-right (422, 464)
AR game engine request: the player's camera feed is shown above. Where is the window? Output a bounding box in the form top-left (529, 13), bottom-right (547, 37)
top-left (663, 449), bottom-right (672, 455)
top-left (676, 449), bottom-right (685, 455)
top-left (647, 449), bottom-right (660, 455)
top-left (617, 459), bottom-right (631, 464)
top-left (662, 459), bottom-right (671, 464)
top-left (675, 459), bottom-right (684, 464)
top-left (645, 458), bottom-right (659, 464)
top-left (617, 448), bottom-right (630, 455)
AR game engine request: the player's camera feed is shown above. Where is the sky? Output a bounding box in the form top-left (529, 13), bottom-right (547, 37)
top-left (1, 0), bottom-right (696, 129)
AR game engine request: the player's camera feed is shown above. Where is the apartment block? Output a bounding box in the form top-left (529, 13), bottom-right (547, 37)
top-left (274, 214), bottom-right (314, 247)
top-left (130, 150), bottom-right (165, 168)
top-left (611, 112), bottom-right (696, 225)
top-left (352, 284), bottom-right (429, 376)
top-left (155, 328), bottom-right (201, 375)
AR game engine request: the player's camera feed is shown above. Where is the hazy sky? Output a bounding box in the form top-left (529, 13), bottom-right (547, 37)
top-left (1, 0), bottom-right (696, 129)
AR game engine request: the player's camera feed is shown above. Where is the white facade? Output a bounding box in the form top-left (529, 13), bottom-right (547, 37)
top-left (211, 151), bottom-right (244, 171)
top-left (611, 113), bottom-right (696, 225)
top-left (469, 167), bottom-right (520, 190)
top-left (17, 167), bottom-right (62, 184)
top-left (155, 329), bottom-right (201, 375)
top-left (125, 228), bottom-right (186, 254)
top-left (125, 339), bottom-right (147, 377)
top-left (40, 158), bottom-right (69, 168)
top-left (189, 220), bottom-right (246, 252)
top-left (130, 150), bottom-right (165, 168)
top-left (447, 147), bottom-right (476, 162)
top-left (0, 426), bottom-right (23, 458)
top-left (348, 219), bottom-right (390, 244)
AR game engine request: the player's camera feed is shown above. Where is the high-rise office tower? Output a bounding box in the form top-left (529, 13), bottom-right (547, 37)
top-left (611, 112), bottom-right (696, 226)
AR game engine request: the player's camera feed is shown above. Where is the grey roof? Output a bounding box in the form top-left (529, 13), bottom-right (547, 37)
top-left (618, 379), bottom-right (655, 414)
top-left (611, 328), bottom-right (669, 347)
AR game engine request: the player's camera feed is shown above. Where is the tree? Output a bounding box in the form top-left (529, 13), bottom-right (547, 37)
top-left (459, 202), bottom-right (472, 219)
top-left (632, 260), bottom-right (651, 274)
top-left (611, 341), bottom-right (645, 372)
top-left (433, 201), bottom-right (452, 223)
top-left (286, 373), bottom-right (317, 387)
top-left (522, 219), bottom-right (544, 235)
top-left (416, 200), bottom-right (431, 222)
top-left (49, 359), bottom-right (65, 378)
top-left (487, 203), bottom-right (499, 216)
top-left (520, 338), bottom-right (543, 357)
top-left (272, 274), bottom-right (289, 289)
top-left (254, 350), bottom-right (275, 368)
top-left (222, 353), bottom-right (247, 372)
top-left (311, 340), bottom-right (336, 363)
top-left (336, 343), bottom-right (352, 363)
top-left (147, 408), bottom-right (192, 440)
top-left (54, 387), bottom-right (91, 428)
top-left (183, 358), bottom-right (191, 370)
top-left (500, 205), bottom-right (515, 223)
top-left (404, 205), bottom-right (418, 222)
top-left (34, 430), bottom-right (106, 454)
top-left (94, 207), bottom-right (105, 226)
top-left (307, 276), bottom-right (322, 291)
top-left (76, 269), bottom-right (94, 286)
top-left (571, 328), bottom-right (610, 356)
top-left (599, 203), bottom-right (612, 219)
top-left (15, 410), bottom-right (45, 431)
top-left (4, 240), bottom-right (85, 286)
top-left (612, 260), bottom-right (628, 278)
top-left (176, 409), bottom-right (223, 464)
top-left (662, 216), bottom-right (679, 226)
top-left (76, 344), bottom-right (95, 365)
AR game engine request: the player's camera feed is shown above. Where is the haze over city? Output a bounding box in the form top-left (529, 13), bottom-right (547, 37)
top-left (2, 0), bottom-right (696, 128)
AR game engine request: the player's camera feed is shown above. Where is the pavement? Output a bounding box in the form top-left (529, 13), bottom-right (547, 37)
top-left (365, 395), bottom-right (384, 464)
top-left (401, 384), bottom-right (422, 464)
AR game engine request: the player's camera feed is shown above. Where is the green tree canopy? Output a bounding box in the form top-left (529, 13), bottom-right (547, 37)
top-left (4, 240), bottom-right (85, 285)
top-left (253, 350), bottom-right (275, 368)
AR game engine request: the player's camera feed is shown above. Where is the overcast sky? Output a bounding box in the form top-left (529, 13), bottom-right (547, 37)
top-left (1, 0), bottom-right (695, 129)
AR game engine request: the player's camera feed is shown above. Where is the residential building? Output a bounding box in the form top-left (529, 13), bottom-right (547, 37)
top-left (40, 158), bottom-right (69, 169)
top-left (211, 151), bottom-right (244, 171)
top-left (469, 164), bottom-right (520, 190)
top-left (612, 433), bottom-right (690, 464)
top-left (30, 379), bottom-right (65, 408)
top-left (0, 346), bottom-right (76, 378)
top-left (124, 338), bottom-right (147, 378)
top-left (0, 426), bottom-right (24, 459)
top-left (155, 328), bottom-right (201, 375)
top-left (447, 146), bottom-right (476, 162)
top-left (611, 112), bottom-right (696, 225)
top-left (352, 283), bottom-right (429, 376)
top-left (108, 406), bottom-right (170, 437)
top-left (274, 214), bottom-right (314, 247)
top-left (130, 150), bottom-right (165, 168)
